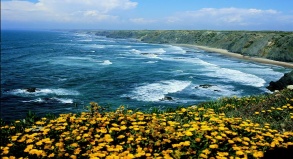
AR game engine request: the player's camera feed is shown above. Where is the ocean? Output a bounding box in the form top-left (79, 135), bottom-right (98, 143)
top-left (1, 30), bottom-right (290, 121)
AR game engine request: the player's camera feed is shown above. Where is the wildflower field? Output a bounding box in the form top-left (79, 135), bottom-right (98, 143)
top-left (1, 89), bottom-right (293, 159)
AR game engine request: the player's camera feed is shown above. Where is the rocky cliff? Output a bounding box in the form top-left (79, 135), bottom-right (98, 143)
top-left (93, 30), bottom-right (293, 62)
top-left (267, 70), bottom-right (293, 91)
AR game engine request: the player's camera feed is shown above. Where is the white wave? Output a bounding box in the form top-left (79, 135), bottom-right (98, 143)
top-left (145, 61), bottom-right (158, 64)
top-left (206, 68), bottom-right (266, 87)
top-left (130, 49), bottom-right (141, 54)
top-left (164, 56), bottom-right (265, 87)
top-left (126, 80), bottom-right (191, 102)
top-left (23, 98), bottom-right (43, 103)
top-left (130, 48), bottom-right (166, 54)
top-left (88, 44), bottom-right (105, 49)
top-left (129, 49), bottom-right (162, 59)
top-left (143, 53), bottom-right (161, 59)
top-left (23, 97), bottom-right (73, 104)
top-left (147, 48), bottom-right (166, 54)
top-left (167, 45), bottom-right (186, 54)
top-left (66, 56), bottom-right (93, 60)
top-left (74, 33), bottom-right (88, 37)
top-left (54, 98), bottom-right (74, 104)
top-left (58, 78), bottom-right (67, 81)
top-left (101, 60), bottom-right (112, 65)
top-left (193, 85), bottom-right (241, 98)
top-left (8, 88), bottom-right (80, 96)
top-left (78, 39), bottom-right (93, 42)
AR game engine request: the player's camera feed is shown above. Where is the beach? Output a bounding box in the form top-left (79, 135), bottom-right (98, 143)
top-left (176, 44), bottom-right (293, 68)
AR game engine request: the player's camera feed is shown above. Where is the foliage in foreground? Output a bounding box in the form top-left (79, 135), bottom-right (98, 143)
top-left (1, 89), bottom-right (293, 159)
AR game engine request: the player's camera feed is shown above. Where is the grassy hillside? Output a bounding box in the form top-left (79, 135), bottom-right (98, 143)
top-left (93, 30), bottom-right (293, 62)
top-left (1, 89), bottom-right (293, 158)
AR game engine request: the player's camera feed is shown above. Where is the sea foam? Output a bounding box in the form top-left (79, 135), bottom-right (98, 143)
top-left (7, 88), bottom-right (80, 96)
top-left (23, 97), bottom-right (73, 104)
top-left (166, 56), bottom-right (266, 87)
top-left (126, 80), bottom-right (191, 102)
top-left (101, 60), bottom-right (113, 65)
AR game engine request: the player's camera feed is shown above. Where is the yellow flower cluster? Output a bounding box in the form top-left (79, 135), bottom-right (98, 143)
top-left (1, 104), bottom-right (293, 159)
top-left (254, 104), bottom-right (293, 115)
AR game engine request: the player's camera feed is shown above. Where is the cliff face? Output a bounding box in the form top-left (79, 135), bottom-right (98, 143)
top-left (94, 30), bottom-right (293, 62)
top-left (267, 70), bottom-right (293, 91)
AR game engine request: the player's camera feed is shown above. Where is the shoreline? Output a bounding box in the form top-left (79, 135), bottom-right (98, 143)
top-left (176, 44), bottom-right (293, 68)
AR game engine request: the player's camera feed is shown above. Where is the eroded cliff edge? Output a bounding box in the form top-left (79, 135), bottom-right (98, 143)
top-left (93, 30), bottom-right (293, 62)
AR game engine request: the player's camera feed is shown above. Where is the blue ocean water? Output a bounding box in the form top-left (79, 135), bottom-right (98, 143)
top-left (1, 30), bottom-right (290, 121)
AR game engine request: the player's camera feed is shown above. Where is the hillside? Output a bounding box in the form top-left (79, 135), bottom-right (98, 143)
top-left (93, 30), bottom-right (293, 62)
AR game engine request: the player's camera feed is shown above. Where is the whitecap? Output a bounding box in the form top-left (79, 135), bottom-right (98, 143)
top-left (88, 44), bottom-right (105, 49)
top-left (101, 60), bottom-right (112, 65)
top-left (164, 56), bottom-right (265, 87)
top-left (7, 88), bottom-right (80, 96)
top-left (167, 45), bottom-right (186, 54)
top-left (58, 78), bottom-right (67, 81)
top-left (78, 39), bottom-right (93, 42)
top-left (142, 53), bottom-right (161, 59)
top-left (23, 98), bottom-right (43, 103)
top-left (130, 48), bottom-right (166, 54)
top-left (125, 80), bottom-right (191, 102)
top-left (130, 49), bottom-right (141, 54)
top-left (193, 85), bottom-right (241, 98)
top-left (66, 56), bottom-right (93, 60)
top-left (147, 48), bottom-right (166, 54)
top-left (53, 98), bottom-right (74, 104)
top-left (205, 68), bottom-right (266, 87)
top-left (145, 61), bottom-right (158, 64)
top-left (23, 97), bottom-right (73, 104)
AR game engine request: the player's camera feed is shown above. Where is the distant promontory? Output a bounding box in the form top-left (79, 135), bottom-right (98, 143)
top-left (93, 30), bottom-right (293, 62)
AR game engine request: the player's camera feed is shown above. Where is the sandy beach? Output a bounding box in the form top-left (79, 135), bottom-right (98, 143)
top-left (176, 44), bottom-right (293, 68)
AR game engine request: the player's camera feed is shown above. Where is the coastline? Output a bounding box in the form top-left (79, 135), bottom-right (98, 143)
top-left (176, 44), bottom-right (293, 68)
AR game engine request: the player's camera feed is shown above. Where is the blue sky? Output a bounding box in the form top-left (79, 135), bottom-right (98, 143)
top-left (1, 0), bottom-right (293, 30)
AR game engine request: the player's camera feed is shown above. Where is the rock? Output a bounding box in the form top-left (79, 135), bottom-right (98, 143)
top-left (160, 96), bottom-right (173, 101)
top-left (25, 87), bottom-right (38, 92)
top-left (267, 71), bottom-right (293, 91)
top-left (199, 84), bottom-right (213, 88)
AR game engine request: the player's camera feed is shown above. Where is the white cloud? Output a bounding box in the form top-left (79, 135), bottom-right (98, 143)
top-left (166, 7), bottom-right (290, 28)
top-left (1, 0), bottom-right (137, 23)
top-left (130, 18), bottom-right (156, 24)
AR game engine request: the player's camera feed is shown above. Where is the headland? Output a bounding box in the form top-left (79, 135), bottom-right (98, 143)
top-left (92, 30), bottom-right (293, 68)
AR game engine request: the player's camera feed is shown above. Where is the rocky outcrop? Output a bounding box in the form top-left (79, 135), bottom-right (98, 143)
top-left (25, 87), bottom-right (38, 92)
top-left (199, 84), bottom-right (214, 88)
top-left (93, 30), bottom-right (293, 62)
top-left (160, 96), bottom-right (173, 101)
top-left (267, 71), bottom-right (293, 91)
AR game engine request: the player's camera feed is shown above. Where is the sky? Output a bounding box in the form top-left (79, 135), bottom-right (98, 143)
top-left (1, 0), bottom-right (293, 31)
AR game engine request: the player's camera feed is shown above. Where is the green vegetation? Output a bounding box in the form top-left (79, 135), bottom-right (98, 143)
top-left (92, 30), bottom-right (293, 62)
top-left (1, 89), bottom-right (293, 158)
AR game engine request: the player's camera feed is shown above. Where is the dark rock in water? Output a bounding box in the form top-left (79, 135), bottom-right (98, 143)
top-left (160, 96), bottom-right (173, 101)
top-left (25, 87), bottom-right (38, 92)
top-left (214, 90), bottom-right (221, 92)
top-left (267, 70), bottom-right (293, 91)
top-left (199, 84), bottom-right (214, 88)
